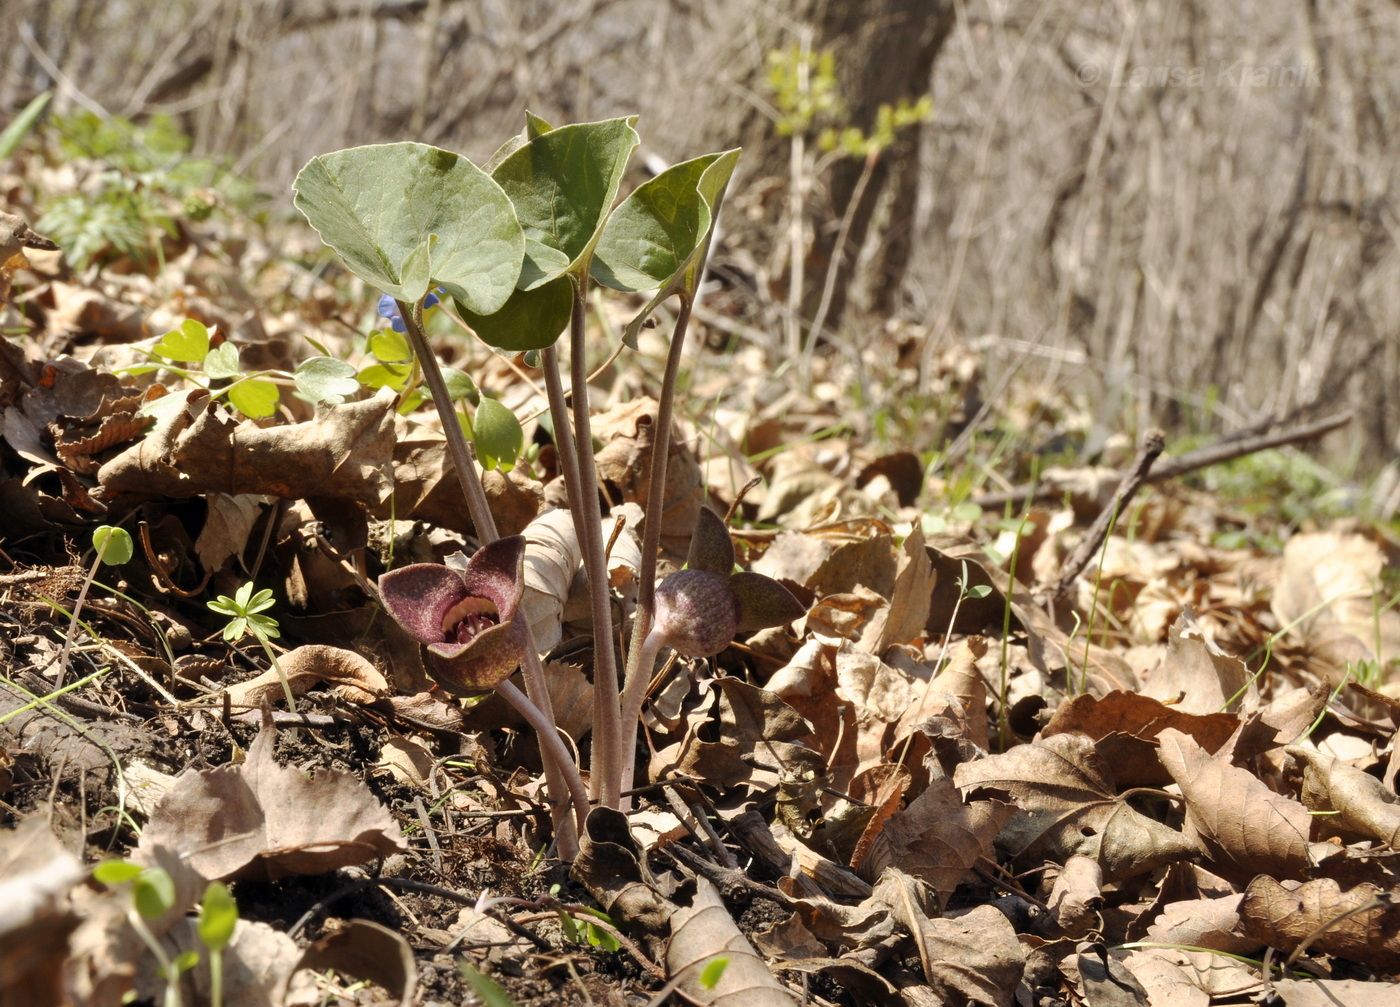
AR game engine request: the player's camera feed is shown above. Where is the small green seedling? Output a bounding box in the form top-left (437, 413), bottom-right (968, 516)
top-left (197, 881), bottom-right (238, 1007)
top-left (56, 525), bottom-right (133, 686)
top-left (208, 582), bottom-right (294, 710)
top-left (93, 859), bottom-right (194, 1007)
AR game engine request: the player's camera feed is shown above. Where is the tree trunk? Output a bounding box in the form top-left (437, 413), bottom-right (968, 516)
top-left (667, 0), bottom-right (954, 329)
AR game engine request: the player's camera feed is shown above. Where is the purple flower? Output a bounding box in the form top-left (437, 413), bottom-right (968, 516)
top-left (378, 536), bottom-right (528, 692)
top-left (653, 509), bottom-right (805, 658)
top-left (377, 289), bottom-right (441, 333)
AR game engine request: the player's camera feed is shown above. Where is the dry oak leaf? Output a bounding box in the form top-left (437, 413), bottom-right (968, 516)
top-left (99, 391), bottom-right (396, 503)
top-left (856, 776), bottom-right (1012, 903)
top-left (1041, 689), bottom-right (1240, 788)
top-left (874, 868), bottom-right (1025, 1007)
top-left (1239, 875), bottom-right (1400, 972)
top-left (954, 732), bottom-right (1195, 880)
top-left (1140, 609), bottom-right (1251, 716)
top-left (137, 715), bottom-right (404, 881)
top-left (667, 877), bottom-right (798, 1006)
top-left (1289, 744), bottom-right (1400, 847)
top-left (223, 645), bottom-right (389, 709)
top-left (1156, 728), bottom-right (1327, 883)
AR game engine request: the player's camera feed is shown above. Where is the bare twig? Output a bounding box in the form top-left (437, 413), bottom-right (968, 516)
top-left (1048, 428), bottom-right (1164, 603)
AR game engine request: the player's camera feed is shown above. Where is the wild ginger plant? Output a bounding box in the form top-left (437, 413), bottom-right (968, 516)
top-left (292, 117), bottom-right (800, 846)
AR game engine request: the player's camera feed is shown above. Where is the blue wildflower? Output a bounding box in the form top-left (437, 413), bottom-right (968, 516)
top-left (377, 289), bottom-right (441, 333)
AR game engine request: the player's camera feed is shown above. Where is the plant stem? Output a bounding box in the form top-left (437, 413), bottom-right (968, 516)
top-left (55, 551), bottom-right (102, 687)
top-left (563, 277), bottom-right (623, 809)
top-left (397, 300), bottom-right (585, 850)
top-left (618, 296), bottom-right (693, 804)
top-left (494, 680), bottom-right (592, 830)
top-left (255, 633), bottom-right (297, 713)
top-left (617, 628), bottom-right (664, 808)
top-left (209, 949), bottom-right (223, 1007)
top-left (127, 910), bottom-right (183, 1007)
top-left (541, 345), bottom-right (584, 526)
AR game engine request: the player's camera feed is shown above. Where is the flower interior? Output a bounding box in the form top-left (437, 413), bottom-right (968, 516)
top-left (440, 595), bottom-right (500, 644)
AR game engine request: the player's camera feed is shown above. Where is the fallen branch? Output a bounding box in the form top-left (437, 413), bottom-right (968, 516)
top-left (1047, 429), bottom-right (1165, 603)
top-left (973, 409), bottom-right (1353, 511)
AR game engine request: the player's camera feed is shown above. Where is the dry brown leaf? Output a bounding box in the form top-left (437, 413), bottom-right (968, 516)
top-left (377, 735), bottom-right (434, 788)
top-left (593, 396), bottom-right (702, 556)
top-left (667, 877), bottom-right (798, 1006)
top-left (289, 919), bottom-right (416, 1005)
top-left (1041, 689), bottom-right (1240, 787)
top-left (99, 391), bottom-right (396, 503)
top-left (1289, 744), bottom-right (1400, 847)
top-left (0, 818), bottom-right (82, 1007)
top-left (954, 732), bottom-right (1196, 880)
top-left (871, 523), bottom-right (935, 653)
top-left (892, 637), bottom-right (990, 756)
top-left (857, 777), bottom-right (1011, 902)
top-left (1117, 950), bottom-right (1210, 1007)
top-left (874, 868), bottom-right (1025, 1007)
top-left (1140, 609), bottom-right (1251, 715)
top-left (195, 493), bottom-right (268, 573)
top-left (388, 428), bottom-right (542, 535)
top-left (1144, 894), bottom-right (1257, 955)
top-left (137, 714), bottom-right (404, 881)
top-left (1156, 728), bottom-right (1320, 883)
top-left (1239, 875), bottom-right (1400, 972)
top-left (1267, 979), bottom-right (1400, 1006)
top-left (1070, 944), bottom-right (1151, 1006)
top-left (223, 645), bottom-right (389, 709)
top-left (1272, 531), bottom-right (1400, 680)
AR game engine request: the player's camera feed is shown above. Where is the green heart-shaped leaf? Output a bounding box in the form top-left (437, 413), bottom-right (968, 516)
top-left (293, 142), bottom-right (524, 313)
top-left (490, 116), bottom-right (640, 291)
top-left (593, 149), bottom-right (740, 344)
top-left (455, 274), bottom-right (572, 352)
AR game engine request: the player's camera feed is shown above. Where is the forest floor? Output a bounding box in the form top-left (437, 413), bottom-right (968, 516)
top-left (3, 113), bottom-right (1400, 1007)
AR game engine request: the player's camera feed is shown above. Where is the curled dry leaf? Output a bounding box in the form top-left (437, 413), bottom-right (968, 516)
top-left (1239, 875), bottom-right (1400, 972)
top-left (1140, 609), bottom-right (1251, 716)
top-left (520, 507), bottom-right (581, 652)
top-left (99, 390), bottom-right (397, 503)
top-left (1156, 728), bottom-right (1320, 883)
top-left (1041, 689), bottom-right (1240, 787)
top-left (137, 715), bottom-right (404, 881)
top-left (570, 808), bottom-right (675, 939)
top-left (954, 732), bottom-right (1195, 880)
top-left (1289, 744), bottom-right (1400, 847)
top-left (223, 645), bottom-right (389, 709)
top-left (874, 868), bottom-right (1026, 1007)
top-left (667, 877), bottom-right (798, 1006)
top-left (1047, 856), bottom-right (1103, 936)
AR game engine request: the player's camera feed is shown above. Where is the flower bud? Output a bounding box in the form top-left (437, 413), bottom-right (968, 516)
top-left (653, 568), bottom-right (739, 658)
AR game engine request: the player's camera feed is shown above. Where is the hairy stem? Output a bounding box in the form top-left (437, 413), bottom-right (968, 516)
top-left (495, 680), bottom-right (592, 830)
top-left (564, 278), bottom-right (623, 809)
top-left (617, 628), bottom-right (664, 809)
top-left (397, 300), bottom-right (584, 850)
top-left (618, 297), bottom-right (693, 801)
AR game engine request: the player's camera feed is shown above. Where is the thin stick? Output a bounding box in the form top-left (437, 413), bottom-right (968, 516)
top-left (1048, 429), bottom-right (1164, 603)
top-left (396, 301), bottom-right (585, 849)
top-left (564, 278), bottom-right (624, 809)
top-left (975, 410), bottom-right (1351, 510)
